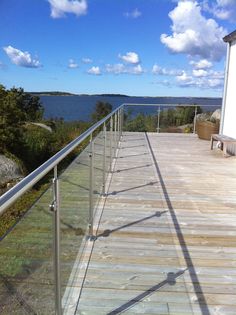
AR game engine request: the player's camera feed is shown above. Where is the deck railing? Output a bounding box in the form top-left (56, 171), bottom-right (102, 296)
top-left (123, 103), bottom-right (219, 133)
top-left (0, 105), bottom-right (124, 315)
top-left (0, 103), bottom-right (219, 314)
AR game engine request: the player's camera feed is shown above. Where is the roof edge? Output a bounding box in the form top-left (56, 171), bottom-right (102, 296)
top-left (223, 30), bottom-right (236, 43)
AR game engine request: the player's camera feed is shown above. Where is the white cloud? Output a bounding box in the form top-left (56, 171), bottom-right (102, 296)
top-left (119, 52), bottom-right (140, 64)
top-left (3, 46), bottom-right (41, 68)
top-left (87, 66), bottom-right (101, 75)
top-left (82, 57), bottom-right (92, 64)
top-left (203, 0), bottom-right (236, 22)
top-left (209, 70), bottom-right (224, 79)
top-left (68, 59), bottom-right (78, 68)
top-left (152, 64), bottom-right (183, 76)
top-left (124, 8), bottom-right (142, 18)
top-left (152, 64), bottom-right (163, 74)
top-left (192, 69), bottom-right (208, 77)
top-left (129, 64), bottom-right (144, 74)
top-left (176, 71), bottom-right (193, 85)
top-left (106, 63), bottom-right (127, 74)
top-left (48, 0), bottom-right (87, 18)
top-left (160, 1), bottom-right (227, 61)
top-left (105, 63), bottom-right (144, 75)
top-left (190, 59), bottom-right (212, 69)
top-left (176, 69), bottom-right (224, 89)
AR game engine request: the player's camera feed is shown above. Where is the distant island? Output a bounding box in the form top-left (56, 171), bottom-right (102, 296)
top-left (29, 92), bottom-right (221, 101)
top-left (93, 94), bottom-right (129, 97)
top-left (29, 91), bottom-right (77, 96)
top-left (30, 92), bottom-right (130, 97)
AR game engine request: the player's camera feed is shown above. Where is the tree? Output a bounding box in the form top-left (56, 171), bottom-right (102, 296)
top-left (0, 85), bottom-right (44, 153)
top-left (9, 87), bottom-right (43, 121)
top-left (91, 101), bottom-right (112, 122)
top-left (0, 86), bottom-right (24, 152)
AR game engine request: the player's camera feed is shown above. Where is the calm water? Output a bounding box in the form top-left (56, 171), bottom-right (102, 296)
top-left (40, 95), bottom-right (222, 121)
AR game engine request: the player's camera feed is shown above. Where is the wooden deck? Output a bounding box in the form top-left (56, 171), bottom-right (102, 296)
top-left (65, 132), bottom-right (236, 315)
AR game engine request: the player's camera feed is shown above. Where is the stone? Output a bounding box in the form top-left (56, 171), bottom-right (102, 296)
top-left (0, 155), bottom-right (23, 186)
top-left (210, 109), bottom-right (221, 122)
top-left (29, 122), bottom-right (52, 132)
top-left (196, 112), bottom-right (211, 122)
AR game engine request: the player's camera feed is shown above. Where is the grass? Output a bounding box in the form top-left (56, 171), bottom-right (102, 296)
top-left (0, 184), bottom-right (49, 240)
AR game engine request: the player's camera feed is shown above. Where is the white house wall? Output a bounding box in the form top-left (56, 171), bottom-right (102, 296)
top-left (222, 40), bottom-right (236, 139)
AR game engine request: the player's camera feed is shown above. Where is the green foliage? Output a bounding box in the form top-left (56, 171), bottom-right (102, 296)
top-left (125, 113), bottom-right (157, 132)
top-left (125, 106), bottom-right (203, 132)
top-left (160, 105), bottom-right (202, 128)
top-left (0, 184), bottom-right (49, 239)
top-left (9, 87), bottom-right (43, 121)
top-left (91, 101), bottom-right (112, 122)
top-left (0, 85), bottom-right (92, 237)
top-left (21, 125), bottom-right (53, 171)
top-left (0, 85), bottom-right (43, 153)
top-left (0, 85), bottom-right (91, 173)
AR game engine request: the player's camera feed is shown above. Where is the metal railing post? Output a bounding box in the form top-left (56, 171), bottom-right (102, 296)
top-left (49, 166), bottom-right (62, 315)
top-left (119, 109), bottom-right (122, 138)
top-left (89, 134), bottom-right (94, 238)
top-left (114, 112), bottom-right (117, 149)
top-left (121, 105), bottom-right (124, 134)
top-left (110, 116), bottom-right (113, 170)
top-left (157, 105), bottom-right (161, 133)
top-left (193, 105), bottom-right (198, 134)
top-left (117, 110), bottom-right (120, 141)
top-left (102, 123), bottom-right (106, 196)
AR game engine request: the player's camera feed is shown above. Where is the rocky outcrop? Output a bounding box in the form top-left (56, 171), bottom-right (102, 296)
top-left (210, 109), bottom-right (221, 122)
top-left (196, 109), bottom-right (221, 123)
top-left (196, 112), bottom-right (211, 122)
top-left (28, 122), bottom-right (52, 132)
top-left (0, 155), bottom-right (23, 188)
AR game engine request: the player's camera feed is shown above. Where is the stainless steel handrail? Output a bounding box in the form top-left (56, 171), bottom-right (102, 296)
top-left (0, 104), bottom-right (123, 215)
top-left (123, 103), bottom-right (219, 107)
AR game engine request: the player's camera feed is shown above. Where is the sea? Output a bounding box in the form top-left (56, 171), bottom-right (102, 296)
top-left (40, 95), bottom-right (222, 122)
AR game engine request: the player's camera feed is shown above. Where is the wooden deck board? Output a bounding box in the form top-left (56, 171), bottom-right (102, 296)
top-left (65, 132), bottom-right (236, 315)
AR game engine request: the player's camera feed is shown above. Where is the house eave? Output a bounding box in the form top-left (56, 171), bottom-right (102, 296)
top-left (223, 30), bottom-right (236, 43)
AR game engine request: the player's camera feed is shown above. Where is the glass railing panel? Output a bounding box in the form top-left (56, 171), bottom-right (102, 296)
top-left (59, 144), bottom-right (90, 310)
top-left (105, 121), bottom-right (111, 177)
top-left (0, 186), bottom-right (55, 314)
top-left (123, 105), bottom-right (158, 132)
top-left (123, 104), bottom-right (214, 133)
top-left (93, 130), bottom-right (104, 209)
top-left (158, 106), bottom-right (197, 133)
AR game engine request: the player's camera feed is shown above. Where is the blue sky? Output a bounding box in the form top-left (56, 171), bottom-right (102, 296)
top-left (0, 0), bottom-right (235, 97)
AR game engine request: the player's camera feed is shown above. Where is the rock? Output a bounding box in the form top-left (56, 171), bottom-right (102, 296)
top-left (196, 112), bottom-right (211, 122)
top-left (29, 122), bottom-right (52, 132)
top-left (210, 109), bottom-right (221, 122)
top-left (0, 155), bottom-right (23, 186)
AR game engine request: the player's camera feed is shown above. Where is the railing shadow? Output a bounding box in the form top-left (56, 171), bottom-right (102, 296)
top-left (0, 274), bottom-right (37, 315)
top-left (107, 269), bottom-right (187, 315)
top-left (114, 163), bottom-right (152, 173)
top-left (95, 210), bottom-right (167, 239)
top-left (122, 138), bottom-right (145, 142)
top-left (60, 178), bottom-right (90, 192)
top-left (118, 152), bottom-right (149, 159)
top-left (145, 133), bottom-right (210, 315)
top-left (107, 181), bottom-right (158, 196)
top-left (75, 161), bottom-right (103, 172)
top-left (120, 144), bottom-right (146, 149)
